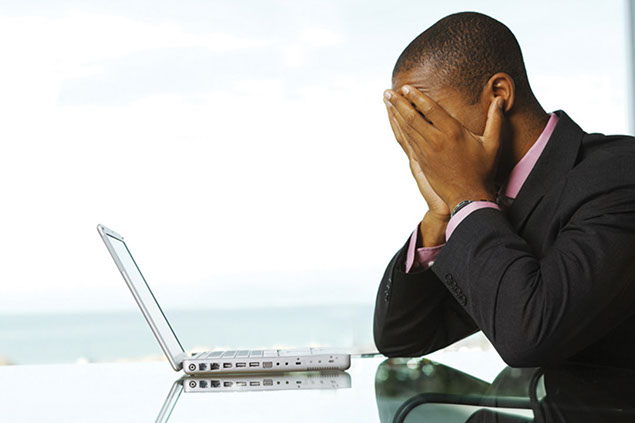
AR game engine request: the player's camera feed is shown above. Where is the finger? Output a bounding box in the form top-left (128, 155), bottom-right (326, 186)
top-left (387, 108), bottom-right (413, 156)
top-left (385, 101), bottom-right (414, 156)
top-left (388, 98), bottom-right (428, 159)
top-left (384, 89), bottom-right (440, 141)
top-left (392, 115), bottom-right (420, 163)
top-left (399, 85), bottom-right (457, 134)
top-left (385, 100), bottom-right (421, 162)
top-left (482, 97), bottom-right (505, 154)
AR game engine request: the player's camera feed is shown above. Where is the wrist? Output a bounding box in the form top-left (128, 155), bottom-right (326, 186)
top-left (420, 211), bottom-right (449, 247)
top-left (425, 209), bottom-right (450, 222)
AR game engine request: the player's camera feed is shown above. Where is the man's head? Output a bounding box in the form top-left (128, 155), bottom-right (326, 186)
top-left (392, 12), bottom-right (542, 137)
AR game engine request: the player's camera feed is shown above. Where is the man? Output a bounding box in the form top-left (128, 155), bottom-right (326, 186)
top-left (373, 11), bottom-right (635, 368)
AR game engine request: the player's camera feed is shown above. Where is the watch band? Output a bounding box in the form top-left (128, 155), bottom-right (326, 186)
top-left (450, 199), bottom-right (492, 218)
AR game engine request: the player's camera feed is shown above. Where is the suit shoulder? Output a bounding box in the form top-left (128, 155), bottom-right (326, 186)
top-left (579, 132), bottom-right (635, 162)
top-left (566, 132), bottom-right (635, 191)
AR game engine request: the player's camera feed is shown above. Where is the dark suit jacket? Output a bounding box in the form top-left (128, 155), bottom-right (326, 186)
top-left (374, 110), bottom-right (635, 368)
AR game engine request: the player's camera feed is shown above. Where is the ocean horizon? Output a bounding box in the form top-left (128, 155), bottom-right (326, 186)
top-left (0, 303), bottom-right (377, 365)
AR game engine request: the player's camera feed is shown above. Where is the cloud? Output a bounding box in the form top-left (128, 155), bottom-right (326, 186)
top-left (300, 27), bottom-right (343, 47)
top-left (283, 27), bottom-right (343, 68)
top-left (0, 12), bottom-right (278, 133)
top-left (0, 12), bottom-right (273, 64)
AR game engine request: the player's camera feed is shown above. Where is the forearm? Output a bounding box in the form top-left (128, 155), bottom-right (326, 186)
top-left (374, 235), bottom-right (478, 357)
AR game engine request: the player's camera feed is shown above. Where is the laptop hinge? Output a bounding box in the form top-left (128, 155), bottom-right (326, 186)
top-left (174, 352), bottom-right (188, 370)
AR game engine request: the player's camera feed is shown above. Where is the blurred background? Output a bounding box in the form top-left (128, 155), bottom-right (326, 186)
top-left (0, 0), bottom-right (631, 365)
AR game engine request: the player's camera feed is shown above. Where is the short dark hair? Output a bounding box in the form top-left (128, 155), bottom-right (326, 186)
top-left (393, 12), bottom-right (530, 104)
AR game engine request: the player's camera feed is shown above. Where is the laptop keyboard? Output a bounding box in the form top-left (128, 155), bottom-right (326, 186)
top-left (196, 349), bottom-right (317, 359)
top-left (218, 350), bottom-right (265, 358)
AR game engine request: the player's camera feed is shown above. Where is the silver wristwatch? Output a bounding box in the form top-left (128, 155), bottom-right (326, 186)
top-left (450, 199), bottom-right (492, 218)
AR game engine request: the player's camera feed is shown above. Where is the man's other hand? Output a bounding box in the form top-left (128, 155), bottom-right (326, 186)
top-left (383, 85), bottom-right (504, 212)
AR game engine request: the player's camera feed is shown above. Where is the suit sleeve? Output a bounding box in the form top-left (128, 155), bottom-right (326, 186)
top-left (430, 185), bottom-right (635, 367)
top-left (373, 233), bottom-right (479, 357)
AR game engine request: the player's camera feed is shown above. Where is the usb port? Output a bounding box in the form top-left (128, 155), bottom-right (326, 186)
top-left (236, 381), bottom-right (247, 387)
top-left (263, 361), bottom-right (273, 368)
top-left (198, 363), bottom-right (207, 371)
top-left (210, 363), bottom-right (220, 370)
top-left (223, 381), bottom-right (233, 387)
top-left (223, 363), bottom-right (232, 368)
top-left (236, 362), bottom-right (246, 368)
top-left (263, 379), bottom-right (273, 386)
top-left (250, 381), bottom-right (260, 386)
top-left (295, 362), bottom-right (301, 365)
top-left (249, 362), bottom-right (260, 367)
top-left (210, 380), bottom-right (221, 388)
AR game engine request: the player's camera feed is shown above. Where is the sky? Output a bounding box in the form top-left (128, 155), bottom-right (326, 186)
top-left (0, 0), bottom-right (630, 313)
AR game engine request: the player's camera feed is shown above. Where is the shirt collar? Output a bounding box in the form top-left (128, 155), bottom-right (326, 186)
top-left (501, 113), bottom-right (559, 199)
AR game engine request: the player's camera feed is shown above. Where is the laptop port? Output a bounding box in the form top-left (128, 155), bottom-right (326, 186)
top-left (223, 381), bottom-right (233, 387)
top-left (249, 362), bottom-right (260, 367)
top-left (263, 362), bottom-right (273, 368)
top-left (250, 381), bottom-right (260, 386)
top-left (189, 380), bottom-right (197, 388)
top-left (188, 363), bottom-right (196, 372)
top-left (295, 362), bottom-right (301, 365)
top-left (263, 379), bottom-right (273, 386)
top-left (236, 362), bottom-right (246, 368)
top-left (199, 363), bottom-right (207, 371)
top-left (199, 380), bottom-right (208, 389)
top-left (223, 363), bottom-right (232, 368)
top-left (236, 381), bottom-right (247, 387)
top-left (210, 380), bottom-right (221, 388)
top-left (210, 363), bottom-right (220, 370)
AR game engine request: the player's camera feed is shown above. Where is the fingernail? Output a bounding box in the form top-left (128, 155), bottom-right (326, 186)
top-left (498, 98), bottom-right (505, 109)
top-left (402, 86), bottom-right (410, 94)
top-left (384, 91), bottom-right (391, 100)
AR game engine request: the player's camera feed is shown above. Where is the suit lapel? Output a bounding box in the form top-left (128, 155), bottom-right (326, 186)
top-left (506, 110), bottom-right (584, 232)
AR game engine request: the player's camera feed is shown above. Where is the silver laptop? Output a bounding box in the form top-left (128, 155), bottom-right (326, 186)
top-left (97, 224), bottom-right (351, 374)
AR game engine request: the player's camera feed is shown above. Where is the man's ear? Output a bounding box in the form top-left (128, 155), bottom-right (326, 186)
top-left (483, 72), bottom-right (515, 112)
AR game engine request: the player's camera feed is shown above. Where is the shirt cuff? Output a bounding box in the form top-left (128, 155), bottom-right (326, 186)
top-left (405, 223), bottom-right (445, 273)
top-left (445, 201), bottom-right (501, 240)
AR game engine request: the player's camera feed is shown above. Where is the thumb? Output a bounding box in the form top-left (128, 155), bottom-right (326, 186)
top-left (482, 97), bottom-right (505, 153)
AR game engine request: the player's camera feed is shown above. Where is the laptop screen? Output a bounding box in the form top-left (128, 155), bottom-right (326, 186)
top-left (105, 233), bottom-right (185, 367)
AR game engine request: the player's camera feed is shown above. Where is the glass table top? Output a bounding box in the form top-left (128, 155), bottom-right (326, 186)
top-left (1, 352), bottom-right (634, 422)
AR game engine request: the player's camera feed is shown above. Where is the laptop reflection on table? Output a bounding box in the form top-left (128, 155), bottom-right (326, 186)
top-left (156, 370), bottom-right (352, 423)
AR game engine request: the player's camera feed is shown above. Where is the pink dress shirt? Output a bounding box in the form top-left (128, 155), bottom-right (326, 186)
top-left (404, 113), bottom-right (560, 273)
